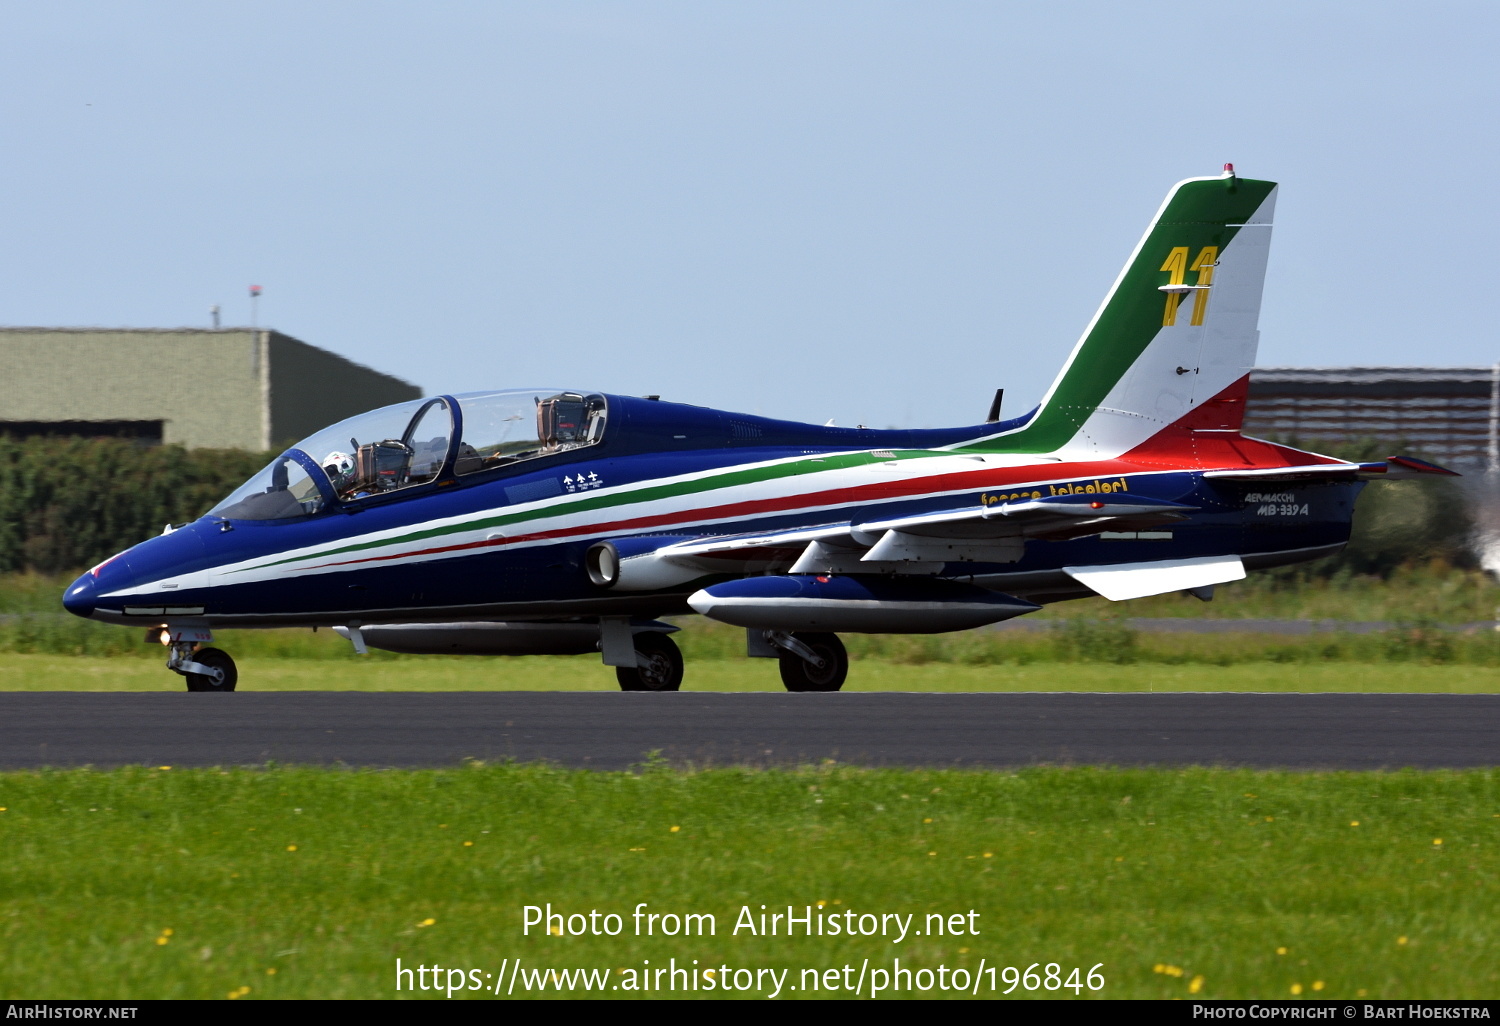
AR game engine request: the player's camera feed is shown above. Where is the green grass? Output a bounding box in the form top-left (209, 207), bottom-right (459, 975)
top-left (3, 653), bottom-right (1497, 693)
top-left (10, 566), bottom-right (1500, 686)
top-left (0, 764), bottom-right (1494, 1000)
top-left (1028, 560), bottom-right (1500, 623)
top-left (11, 613), bottom-right (1500, 671)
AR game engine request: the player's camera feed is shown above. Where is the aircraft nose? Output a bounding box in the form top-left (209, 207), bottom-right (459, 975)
top-left (62, 574), bottom-right (97, 618)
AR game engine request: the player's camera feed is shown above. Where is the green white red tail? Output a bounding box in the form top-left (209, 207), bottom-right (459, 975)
top-left (974, 167), bottom-right (1278, 458)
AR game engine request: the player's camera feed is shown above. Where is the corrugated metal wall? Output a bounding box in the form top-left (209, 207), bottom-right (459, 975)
top-left (1244, 367), bottom-right (1497, 468)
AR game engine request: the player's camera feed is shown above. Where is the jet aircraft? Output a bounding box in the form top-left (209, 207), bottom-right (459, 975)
top-left (62, 167), bottom-right (1455, 692)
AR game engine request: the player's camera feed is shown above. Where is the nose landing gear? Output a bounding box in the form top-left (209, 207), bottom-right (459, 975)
top-left (160, 628), bottom-right (238, 692)
top-left (175, 646), bottom-right (238, 692)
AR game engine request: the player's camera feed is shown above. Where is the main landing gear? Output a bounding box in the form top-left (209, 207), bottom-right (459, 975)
top-left (600, 617), bottom-right (686, 692)
top-left (604, 625), bottom-right (850, 692)
top-left (602, 619), bottom-right (850, 693)
top-left (775, 632), bottom-right (848, 692)
top-left (760, 630), bottom-right (848, 692)
top-left (615, 632), bottom-right (685, 692)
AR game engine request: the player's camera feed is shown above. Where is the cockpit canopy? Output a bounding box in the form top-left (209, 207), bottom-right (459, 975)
top-left (208, 389), bottom-right (607, 521)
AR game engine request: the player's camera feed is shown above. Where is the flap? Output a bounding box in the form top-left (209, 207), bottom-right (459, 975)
top-left (1063, 554), bottom-right (1246, 601)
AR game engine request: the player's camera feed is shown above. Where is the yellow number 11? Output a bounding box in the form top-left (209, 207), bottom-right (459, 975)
top-left (1160, 246), bottom-right (1218, 326)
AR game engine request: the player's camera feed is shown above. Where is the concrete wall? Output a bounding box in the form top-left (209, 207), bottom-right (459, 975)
top-left (1245, 367), bottom-right (1495, 468)
top-left (267, 333), bottom-right (421, 450)
top-left (0, 329), bottom-right (265, 448)
top-left (0, 328), bottom-right (421, 450)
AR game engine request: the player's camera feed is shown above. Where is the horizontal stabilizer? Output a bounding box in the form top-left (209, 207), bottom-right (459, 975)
top-left (1202, 464), bottom-right (1359, 481)
top-left (1063, 554), bottom-right (1246, 602)
top-left (1206, 456), bottom-right (1460, 482)
top-left (1357, 456), bottom-right (1461, 479)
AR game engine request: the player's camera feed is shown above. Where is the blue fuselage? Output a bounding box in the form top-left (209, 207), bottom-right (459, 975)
top-left (62, 393), bottom-right (1361, 630)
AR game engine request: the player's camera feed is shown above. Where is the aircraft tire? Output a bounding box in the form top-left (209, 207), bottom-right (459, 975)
top-left (615, 632), bottom-right (684, 692)
top-left (184, 648), bottom-right (238, 692)
top-left (778, 632), bottom-right (847, 692)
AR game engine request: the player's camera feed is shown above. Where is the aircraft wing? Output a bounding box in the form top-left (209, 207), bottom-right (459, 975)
top-left (858, 494), bottom-right (1197, 542)
top-left (643, 493), bottom-right (1196, 579)
top-left (656, 522), bottom-right (855, 560)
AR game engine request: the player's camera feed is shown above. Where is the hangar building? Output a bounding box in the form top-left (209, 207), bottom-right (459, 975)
top-left (0, 328), bottom-right (420, 451)
top-left (1244, 366), bottom-right (1499, 472)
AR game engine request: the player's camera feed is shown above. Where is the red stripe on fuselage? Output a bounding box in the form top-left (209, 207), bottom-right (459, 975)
top-left (290, 458), bottom-right (1145, 572)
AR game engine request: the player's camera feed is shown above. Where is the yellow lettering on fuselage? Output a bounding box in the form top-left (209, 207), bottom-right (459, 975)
top-left (981, 478), bottom-right (1128, 506)
top-left (980, 489), bottom-right (1044, 506)
top-left (1046, 477), bottom-right (1128, 497)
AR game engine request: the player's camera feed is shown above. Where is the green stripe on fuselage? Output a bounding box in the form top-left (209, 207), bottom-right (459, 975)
top-left (234, 449), bottom-right (931, 573)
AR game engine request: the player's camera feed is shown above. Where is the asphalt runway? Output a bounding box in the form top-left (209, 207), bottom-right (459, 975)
top-left (1, 692), bottom-right (1496, 770)
top-left (993, 618), bottom-right (1497, 635)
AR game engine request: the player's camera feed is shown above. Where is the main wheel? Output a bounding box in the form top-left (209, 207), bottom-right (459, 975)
top-left (184, 648), bottom-right (238, 692)
top-left (615, 632), bottom-right (684, 692)
top-left (778, 632), bottom-right (847, 692)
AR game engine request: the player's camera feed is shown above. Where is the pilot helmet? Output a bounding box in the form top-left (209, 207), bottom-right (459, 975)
top-left (322, 451), bottom-right (355, 482)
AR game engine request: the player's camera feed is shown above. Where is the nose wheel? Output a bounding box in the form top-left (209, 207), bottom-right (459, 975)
top-left (168, 643), bottom-right (238, 692)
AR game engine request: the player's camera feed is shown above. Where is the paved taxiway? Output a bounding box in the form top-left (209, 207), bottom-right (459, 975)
top-left (0, 692), bottom-right (1495, 770)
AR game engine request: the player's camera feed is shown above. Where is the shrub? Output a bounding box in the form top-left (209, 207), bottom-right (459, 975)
top-left (0, 438), bottom-right (267, 573)
top-left (1051, 617), bottom-right (1139, 664)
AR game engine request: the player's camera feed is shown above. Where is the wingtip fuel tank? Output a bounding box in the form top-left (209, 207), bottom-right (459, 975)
top-left (688, 575), bottom-right (1040, 634)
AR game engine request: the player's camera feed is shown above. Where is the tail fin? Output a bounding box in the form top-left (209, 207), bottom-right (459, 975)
top-left (990, 168), bottom-right (1277, 456)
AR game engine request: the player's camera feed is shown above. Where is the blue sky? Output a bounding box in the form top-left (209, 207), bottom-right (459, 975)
top-left (1, 2), bottom-right (1494, 427)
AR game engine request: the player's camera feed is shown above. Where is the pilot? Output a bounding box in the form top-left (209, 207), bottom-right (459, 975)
top-left (322, 451), bottom-right (356, 497)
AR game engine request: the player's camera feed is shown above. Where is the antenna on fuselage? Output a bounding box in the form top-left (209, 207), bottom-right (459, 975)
top-left (985, 389), bottom-right (1004, 423)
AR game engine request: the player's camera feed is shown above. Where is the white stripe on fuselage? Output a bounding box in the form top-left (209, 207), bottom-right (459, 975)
top-left (100, 454), bottom-right (1179, 598)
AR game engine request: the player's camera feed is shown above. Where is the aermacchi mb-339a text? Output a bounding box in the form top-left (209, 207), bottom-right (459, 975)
top-left (62, 167), bottom-right (1454, 692)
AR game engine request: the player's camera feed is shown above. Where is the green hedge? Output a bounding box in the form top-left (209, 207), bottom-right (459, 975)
top-left (0, 438), bottom-right (268, 574)
top-left (1259, 438), bottom-right (1475, 577)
